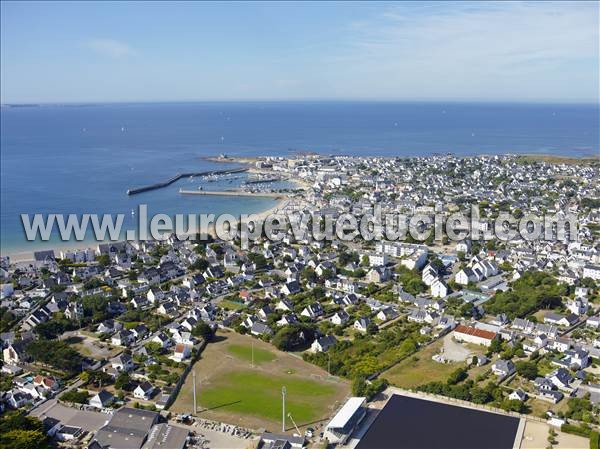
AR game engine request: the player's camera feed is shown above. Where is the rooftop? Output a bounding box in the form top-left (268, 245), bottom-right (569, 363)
top-left (356, 394), bottom-right (520, 449)
top-left (327, 397), bottom-right (366, 430)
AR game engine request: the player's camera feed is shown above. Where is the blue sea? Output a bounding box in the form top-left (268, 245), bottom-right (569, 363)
top-left (1, 101), bottom-right (598, 254)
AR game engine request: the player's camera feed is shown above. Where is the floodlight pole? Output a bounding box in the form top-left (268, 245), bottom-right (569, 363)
top-left (252, 341), bottom-right (255, 368)
top-left (282, 386), bottom-right (287, 432)
top-left (192, 370), bottom-right (197, 415)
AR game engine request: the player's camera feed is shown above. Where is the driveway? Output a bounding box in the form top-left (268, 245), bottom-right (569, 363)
top-left (442, 334), bottom-right (475, 362)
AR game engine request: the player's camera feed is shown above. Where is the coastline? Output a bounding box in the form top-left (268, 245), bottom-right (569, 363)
top-left (2, 196), bottom-right (289, 263)
top-left (3, 154), bottom-right (300, 263)
top-left (2, 151), bottom-right (590, 263)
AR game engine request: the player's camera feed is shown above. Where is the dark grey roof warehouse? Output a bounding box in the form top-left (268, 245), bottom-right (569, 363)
top-left (356, 394), bottom-right (521, 449)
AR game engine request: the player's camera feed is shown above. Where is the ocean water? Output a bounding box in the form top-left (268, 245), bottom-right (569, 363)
top-left (1, 101), bottom-right (598, 253)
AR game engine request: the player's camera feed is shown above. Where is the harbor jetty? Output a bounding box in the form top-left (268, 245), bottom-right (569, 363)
top-left (126, 167), bottom-right (248, 195)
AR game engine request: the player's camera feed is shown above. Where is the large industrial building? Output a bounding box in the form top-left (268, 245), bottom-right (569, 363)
top-left (355, 394), bottom-right (521, 449)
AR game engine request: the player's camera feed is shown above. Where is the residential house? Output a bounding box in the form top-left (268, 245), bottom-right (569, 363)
top-left (491, 359), bottom-right (516, 377)
top-left (89, 390), bottom-right (114, 409)
top-left (250, 322), bottom-right (274, 337)
top-left (311, 335), bottom-right (337, 353)
top-left (110, 353), bottom-right (134, 372)
top-left (172, 344), bottom-right (191, 362)
top-left (301, 303), bottom-right (324, 320)
top-left (376, 307), bottom-right (399, 323)
top-left (330, 311), bottom-right (350, 326)
top-left (354, 317), bottom-right (371, 333)
top-left (544, 312), bottom-right (578, 328)
top-left (111, 329), bottom-right (135, 347)
top-left (133, 381), bottom-right (155, 400)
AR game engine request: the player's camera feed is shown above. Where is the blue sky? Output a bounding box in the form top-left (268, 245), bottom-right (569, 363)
top-left (1, 1), bottom-right (598, 103)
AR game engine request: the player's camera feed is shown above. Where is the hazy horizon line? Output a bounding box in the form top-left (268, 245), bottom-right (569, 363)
top-left (2, 97), bottom-right (599, 107)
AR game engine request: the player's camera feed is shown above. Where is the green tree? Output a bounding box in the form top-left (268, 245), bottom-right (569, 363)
top-left (447, 367), bottom-right (468, 385)
top-left (515, 361), bottom-right (538, 380)
top-left (96, 254), bottom-right (110, 267)
top-left (272, 324), bottom-right (316, 351)
top-left (191, 322), bottom-right (214, 341)
top-left (115, 372), bottom-right (131, 390)
top-left (0, 413), bottom-right (50, 449)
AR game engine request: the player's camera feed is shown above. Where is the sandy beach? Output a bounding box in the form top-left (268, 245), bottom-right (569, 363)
top-left (2, 196), bottom-right (290, 264)
top-left (2, 156), bottom-right (302, 264)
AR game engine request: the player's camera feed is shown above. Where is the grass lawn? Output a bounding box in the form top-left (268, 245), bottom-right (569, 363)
top-left (200, 369), bottom-right (338, 424)
top-left (529, 397), bottom-right (570, 418)
top-left (382, 340), bottom-right (464, 388)
top-left (227, 343), bottom-right (276, 365)
top-left (220, 300), bottom-right (246, 311)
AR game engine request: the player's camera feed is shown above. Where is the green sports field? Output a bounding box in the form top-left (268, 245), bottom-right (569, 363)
top-left (200, 369), bottom-right (338, 424)
top-left (226, 343), bottom-right (276, 364)
top-left (170, 331), bottom-right (349, 430)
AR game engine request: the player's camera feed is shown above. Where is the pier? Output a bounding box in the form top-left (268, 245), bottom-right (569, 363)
top-left (126, 167), bottom-right (248, 195)
top-left (178, 189), bottom-right (285, 199)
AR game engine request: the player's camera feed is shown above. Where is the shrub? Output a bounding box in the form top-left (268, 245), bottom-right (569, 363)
top-left (590, 431), bottom-right (599, 449)
top-left (561, 423), bottom-right (591, 438)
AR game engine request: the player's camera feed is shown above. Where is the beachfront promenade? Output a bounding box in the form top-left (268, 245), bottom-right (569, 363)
top-left (178, 189), bottom-right (285, 199)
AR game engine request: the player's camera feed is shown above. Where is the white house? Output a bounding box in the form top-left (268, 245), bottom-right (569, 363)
top-left (455, 268), bottom-right (478, 286)
top-left (311, 335), bottom-right (337, 353)
top-left (111, 353), bottom-right (134, 372)
top-left (422, 265), bottom-right (439, 286)
top-left (567, 298), bottom-right (588, 316)
top-left (431, 279), bottom-right (448, 298)
top-left (301, 303), bottom-right (324, 319)
top-left (491, 359), bottom-right (515, 377)
top-left (89, 390), bottom-right (114, 409)
top-left (583, 264), bottom-right (600, 280)
top-left (276, 299), bottom-right (294, 312)
top-left (133, 381), bottom-right (155, 400)
top-left (509, 389), bottom-right (528, 401)
top-left (152, 332), bottom-right (171, 348)
top-left (172, 344), bottom-right (191, 362)
top-left (376, 307), bottom-right (399, 323)
top-left (365, 253), bottom-right (388, 267)
top-left (587, 316), bottom-right (600, 329)
top-left (111, 329), bottom-right (135, 347)
top-left (331, 311), bottom-right (350, 326)
top-left (354, 317), bottom-right (371, 332)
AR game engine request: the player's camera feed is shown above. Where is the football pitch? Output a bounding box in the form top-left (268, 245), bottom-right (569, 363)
top-left (170, 331), bottom-right (349, 431)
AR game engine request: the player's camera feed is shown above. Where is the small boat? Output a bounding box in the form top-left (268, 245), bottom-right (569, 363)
top-left (131, 209), bottom-right (135, 216)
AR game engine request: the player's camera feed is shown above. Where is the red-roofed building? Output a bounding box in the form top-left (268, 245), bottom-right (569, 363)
top-left (453, 324), bottom-right (497, 347)
top-left (239, 289), bottom-right (253, 304)
top-left (172, 343), bottom-right (191, 362)
top-left (33, 375), bottom-right (60, 391)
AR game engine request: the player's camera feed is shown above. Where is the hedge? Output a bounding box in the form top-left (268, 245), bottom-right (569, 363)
top-left (561, 423), bottom-right (591, 438)
top-left (590, 431), bottom-right (599, 449)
